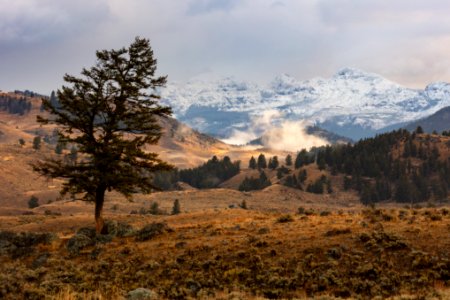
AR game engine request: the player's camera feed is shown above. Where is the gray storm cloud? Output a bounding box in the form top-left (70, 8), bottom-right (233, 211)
top-left (1, 0), bottom-right (450, 93)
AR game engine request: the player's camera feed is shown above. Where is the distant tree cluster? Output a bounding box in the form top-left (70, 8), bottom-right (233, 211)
top-left (283, 169), bottom-right (308, 190)
top-left (248, 154), bottom-right (281, 170)
top-left (241, 127), bottom-right (449, 202)
top-left (306, 175), bottom-right (332, 194)
top-left (246, 153), bottom-right (314, 192)
top-left (153, 156), bottom-right (240, 190)
top-left (14, 89), bottom-right (45, 98)
top-left (239, 171), bottom-right (271, 191)
top-left (0, 95), bottom-right (32, 115)
top-left (313, 129), bottom-right (449, 204)
top-left (40, 91), bottom-right (59, 112)
top-left (294, 149), bottom-right (315, 169)
top-left (441, 130), bottom-right (450, 137)
top-left (179, 156), bottom-right (240, 188)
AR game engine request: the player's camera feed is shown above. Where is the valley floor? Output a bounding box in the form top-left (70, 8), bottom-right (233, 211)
top-left (1, 204), bottom-right (450, 299)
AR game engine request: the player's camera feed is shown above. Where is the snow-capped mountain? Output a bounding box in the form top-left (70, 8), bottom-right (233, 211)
top-left (160, 68), bottom-right (450, 140)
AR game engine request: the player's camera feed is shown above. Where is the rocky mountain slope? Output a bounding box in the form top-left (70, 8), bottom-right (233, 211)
top-left (404, 106), bottom-right (450, 133)
top-left (161, 68), bottom-right (450, 140)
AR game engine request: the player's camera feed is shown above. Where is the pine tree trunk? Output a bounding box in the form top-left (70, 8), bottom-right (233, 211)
top-left (95, 186), bottom-right (106, 234)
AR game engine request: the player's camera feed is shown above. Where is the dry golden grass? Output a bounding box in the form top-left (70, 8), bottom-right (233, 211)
top-left (1, 206), bottom-right (450, 299)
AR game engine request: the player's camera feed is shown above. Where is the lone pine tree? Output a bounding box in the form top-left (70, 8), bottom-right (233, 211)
top-left (33, 37), bottom-right (173, 233)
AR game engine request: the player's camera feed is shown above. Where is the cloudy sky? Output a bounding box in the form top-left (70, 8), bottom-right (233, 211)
top-left (1, 0), bottom-right (450, 94)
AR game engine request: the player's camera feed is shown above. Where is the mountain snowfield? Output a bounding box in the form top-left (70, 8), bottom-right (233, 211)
top-left (160, 68), bottom-right (450, 140)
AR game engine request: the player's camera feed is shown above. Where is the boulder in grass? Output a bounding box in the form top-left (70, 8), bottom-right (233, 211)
top-left (127, 288), bottom-right (158, 300)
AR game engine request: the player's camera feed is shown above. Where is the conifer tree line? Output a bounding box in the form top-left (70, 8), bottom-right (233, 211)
top-left (313, 128), bottom-right (450, 204)
top-left (153, 156), bottom-right (240, 190)
top-left (244, 152), bottom-right (333, 193)
top-left (240, 127), bottom-right (450, 202)
top-left (154, 127), bottom-right (450, 202)
top-left (13, 89), bottom-right (45, 98)
top-left (0, 95), bottom-right (32, 115)
top-left (239, 170), bottom-right (271, 191)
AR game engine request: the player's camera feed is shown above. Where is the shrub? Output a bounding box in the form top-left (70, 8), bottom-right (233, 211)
top-left (44, 210), bottom-right (61, 216)
top-left (32, 136), bottom-right (41, 150)
top-left (149, 202), bottom-right (161, 215)
top-left (381, 213), bottom-right (394, 222)
top-left (171, 199), bottom-right (181, 215)
top-left (239, 200), bottom-right (247, 209)
top-left (28, 196), bottom-right (39, 209)
top-left (320, 210), bottom-right (331, 217)
top-left (0, 231), bottom-right (56, 258)
top-left (67, 233), bottom-right (95, 255)
top-left (135, 222), bottom-right (170, 242)
top-left (276, 215), bottom-right (294, 223)
top-left (304, 209), bottom-right (316, 216)
top-left (430, 214), bottom-right (442, 221)
top-left (103, 220), bottom-right (135, 237)
top-left (297, 206), bottom-right (306, 215)
top-left (324, 228), bottom-right (351, 237)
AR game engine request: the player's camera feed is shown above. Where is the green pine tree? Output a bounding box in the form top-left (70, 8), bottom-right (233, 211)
top-left (32, 136), bottom-right (41, 150)
top-left (285, 154), bottom-right (293, 166)
top-left (32, 37), bottom-right (173, 233)
top-left (171, 199), bottom-right (181, 215)
top-left (257, 153), bottom-right (267, 169)
top-left (248, 156), bottom-right (257, 169)
top-left (269, 156), bottom-right (279, 169)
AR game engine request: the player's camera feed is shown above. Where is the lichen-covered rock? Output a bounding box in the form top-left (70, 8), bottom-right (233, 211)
top-left (127, 288), bottom-right (158, 300)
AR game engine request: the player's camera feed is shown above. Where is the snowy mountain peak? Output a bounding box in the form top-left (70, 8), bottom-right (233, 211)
top-left (270, 73), bottom-right (299, 91)
top-left (425, 82), bottom-right (450, 91)
top-left (333, 67), bottom-right (378, 79)
top-left (161, 68), bottom-right (450, 140)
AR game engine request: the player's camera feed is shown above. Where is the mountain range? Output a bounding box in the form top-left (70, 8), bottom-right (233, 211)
top-left (161, 68), bottom-right (450, 140)
top-left (404, 106), bottom-right (450, 133)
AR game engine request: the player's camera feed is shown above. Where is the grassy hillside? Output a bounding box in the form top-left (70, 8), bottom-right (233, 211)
top-left (0, 93), bottom-right (291, 209)
top-left (1, 207), bottom-right (450, 299)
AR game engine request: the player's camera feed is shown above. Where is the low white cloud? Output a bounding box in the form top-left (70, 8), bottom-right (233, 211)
top-left (262, 120), bottom-right (328, 151)
top-left (222, 110), bottom-right (328, 151)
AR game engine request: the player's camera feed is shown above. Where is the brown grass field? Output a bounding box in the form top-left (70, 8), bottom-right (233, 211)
top-left (1, 203), bottom-right (450, 299)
